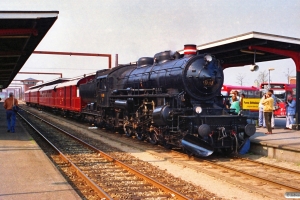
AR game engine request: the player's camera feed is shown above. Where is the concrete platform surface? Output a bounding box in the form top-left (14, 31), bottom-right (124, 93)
top-left (252, 127), bottom-right (300, 151)
top-left (0, 102), bottom-right (81, 200)
top-left (250, 126), bottom-right (300, 163)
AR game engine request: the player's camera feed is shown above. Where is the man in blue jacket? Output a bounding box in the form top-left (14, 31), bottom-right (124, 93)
top-left (285, 94), bottom-right (296, 130)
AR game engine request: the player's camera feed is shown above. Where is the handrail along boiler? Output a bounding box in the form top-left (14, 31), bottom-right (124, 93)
top-left (78, 44), bottom-right (255, 156)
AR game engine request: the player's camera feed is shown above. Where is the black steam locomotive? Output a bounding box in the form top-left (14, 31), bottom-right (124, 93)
top-left (79, 44), bottom-right (255, 157)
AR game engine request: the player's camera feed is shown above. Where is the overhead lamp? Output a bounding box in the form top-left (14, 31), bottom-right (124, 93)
top-left (249, 50), bottom-right (259, 72)
top-left (250, 64), bottom-right (259, 71)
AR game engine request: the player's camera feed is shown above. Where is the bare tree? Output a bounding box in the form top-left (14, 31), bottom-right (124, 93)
top-left (283, 68), bottom-right (294, 83)
top-left (235, 73), bottom-right (246, 86)
top-left (256, 70), bottom-right (268, 86)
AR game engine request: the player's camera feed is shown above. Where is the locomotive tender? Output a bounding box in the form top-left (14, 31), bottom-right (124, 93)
top-left (26, 44), bottom-right (256, 157)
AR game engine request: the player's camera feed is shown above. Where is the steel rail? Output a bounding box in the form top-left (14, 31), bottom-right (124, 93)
top-left (236, 156), bottom-right (300, 175)
top-left (197, 157), bottom-right (300, 192)
top-left (148, 148), bottom-right (300, 198)
top-left (17, 111), bottom-right (113, 200)
top-left (20, 109), bottom-right (191, 200)
top-left (159, 143), bottom-right (300, 192)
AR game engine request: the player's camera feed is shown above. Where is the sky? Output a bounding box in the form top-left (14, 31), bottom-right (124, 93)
top-left (1, 0), bottom-right (300, 87)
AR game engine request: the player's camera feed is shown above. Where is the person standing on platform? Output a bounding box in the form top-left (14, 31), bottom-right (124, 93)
top-left (3, 92), bottom-right (18, 133)
top-left (262, 91), bottom-right (274, 134)
top-left (269, 89), bottom-right (276, 128)
top-left (230, 95), bottom-right (240, 114)
top-left (258, 94), bottom-right (265, 127)
top-left (284, 94), bottom-right (296, 130)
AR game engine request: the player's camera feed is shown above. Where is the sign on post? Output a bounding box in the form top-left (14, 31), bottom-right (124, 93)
top-left (242, 98), bottom-right (260, 110)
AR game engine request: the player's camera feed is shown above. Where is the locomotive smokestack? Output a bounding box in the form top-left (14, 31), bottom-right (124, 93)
top-left (184, 44), bottom-right (197, 56)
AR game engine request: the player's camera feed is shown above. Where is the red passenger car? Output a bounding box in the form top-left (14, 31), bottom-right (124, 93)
top-left (25, 75), bottom-right (95, 116)
top-left (54, 79), bottom-right (83, 112)
top-left (25, 87), bottom-right (43, 106)
top-left (39, 84), bottom-right (57, 108)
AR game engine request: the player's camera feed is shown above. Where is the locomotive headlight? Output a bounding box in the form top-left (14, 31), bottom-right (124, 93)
top-left (195, 106), bottom-right (202, 114)
top-left (204, 54), bottom-right (212, 62)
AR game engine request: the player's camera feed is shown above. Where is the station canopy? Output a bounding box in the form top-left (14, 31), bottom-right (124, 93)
top-left (0, 11), bottom-right (59, 90)
top-left (179, 31), bottom-right (300, 69)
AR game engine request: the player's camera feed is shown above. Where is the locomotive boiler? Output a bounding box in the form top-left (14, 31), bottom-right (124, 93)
top-left (79, 44), bottom-right (256, 157)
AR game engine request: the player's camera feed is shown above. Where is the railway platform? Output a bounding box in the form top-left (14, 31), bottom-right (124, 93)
top-left (0, 102), bottom-right (81, 200)
top-left (250, 124), bottom-right (300, 163)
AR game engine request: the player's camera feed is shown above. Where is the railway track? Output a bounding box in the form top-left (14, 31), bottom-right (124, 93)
top-left (110, 137), bottom-right (300, 199)
top-left (114, 140), bottom-right (300, 199)
top-left (116, 136), bottom-right (300, 199)
top-left (18, 109), bottom-right (192, 199)
top-left (20, 106), bottom-right (300, 199)
top-left (19, 107), bottom-right (225, 199)
top-left (209, 156), bottom-right (300, 191)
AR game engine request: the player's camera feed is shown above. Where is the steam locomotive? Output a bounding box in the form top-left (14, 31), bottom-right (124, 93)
top-left (25, 44), bottom-right (255, 157)
top-left (79, 44), bottom-right (256, 156)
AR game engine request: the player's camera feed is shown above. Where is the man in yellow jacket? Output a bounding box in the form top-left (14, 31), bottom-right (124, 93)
top-left (262, 91), bottom-right (274, 134)
top-left (3, 92), bottom-right (18, 133)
